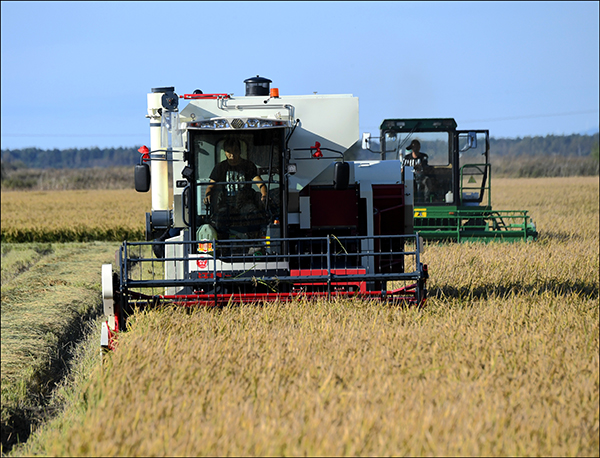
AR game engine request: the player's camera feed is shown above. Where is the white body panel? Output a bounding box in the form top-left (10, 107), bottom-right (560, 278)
top-left (100, 321), bottom-right (110, 347)
top-left (179, 93), bottom-right (359, 195)
top-left (165, 232), bottom-right (185, 296)
top-left (101, 263), bottom-right (115, 330)
top-left (189, 258), bottom-right (290, 275)
top-left (353, 160), bottom-right (402, 184)
top-left (147, 92), bottom-right (169, 211)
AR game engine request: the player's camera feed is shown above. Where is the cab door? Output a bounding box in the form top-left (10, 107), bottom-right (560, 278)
top-left (456, 130), bottom-right (490, 206)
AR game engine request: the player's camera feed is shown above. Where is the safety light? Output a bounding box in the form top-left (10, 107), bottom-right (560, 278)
top-left (138, 145), bottom-right (150, 162)
top-left (311, 141), bottom-right (323, 158)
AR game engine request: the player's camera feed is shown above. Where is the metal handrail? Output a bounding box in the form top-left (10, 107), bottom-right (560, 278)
top-left (119, 234), bottom-right (424, 294)
top-left (459, 163), bottom-right (491, 207)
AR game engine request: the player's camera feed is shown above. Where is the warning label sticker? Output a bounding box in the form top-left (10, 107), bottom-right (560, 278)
top-left (414, 208), bottom-right (427, 218)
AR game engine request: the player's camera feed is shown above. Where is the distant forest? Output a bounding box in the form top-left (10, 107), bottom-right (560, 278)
top-left (0, 146), bottom-right (141, 169)
top-left (1, 133), bottom-right (598, 190)
top-left (1, 133), bottom-right (598, 170)
top-left (490, 133), bottom-right (599, 157)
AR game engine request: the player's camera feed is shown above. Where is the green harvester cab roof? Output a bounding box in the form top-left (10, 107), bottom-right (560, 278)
top-left (380, 118), bottom-right (458, 132)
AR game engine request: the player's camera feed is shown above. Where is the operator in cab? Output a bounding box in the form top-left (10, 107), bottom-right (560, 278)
top-left (402, 139), bottom-right (432, 202)
top-left (204, 137), bottom-right (268, 238)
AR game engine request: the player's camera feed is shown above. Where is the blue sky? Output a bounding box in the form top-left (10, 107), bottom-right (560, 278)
top-left (1, 1), bottom-right (598, 150)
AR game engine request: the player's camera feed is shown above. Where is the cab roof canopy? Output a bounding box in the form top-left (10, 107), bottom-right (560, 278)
top-left (380, 118), bottom-right (458, 133)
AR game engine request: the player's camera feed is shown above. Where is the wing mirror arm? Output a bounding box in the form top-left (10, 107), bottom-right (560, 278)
top-left (362, 132), bottom-right (381, 153)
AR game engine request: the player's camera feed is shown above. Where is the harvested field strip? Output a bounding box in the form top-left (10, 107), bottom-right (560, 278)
top-left (0, 190), bottom-right (151, 242)
top-left (1, 243), bottom-right (53, 286)
top-left (1, 242), bottom-right (120, 452)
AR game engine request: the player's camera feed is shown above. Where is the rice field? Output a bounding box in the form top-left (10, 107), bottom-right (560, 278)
top-left (3, 176), bottom-right (600, 456)
top-left (0, 189), bottom-right (150, 242)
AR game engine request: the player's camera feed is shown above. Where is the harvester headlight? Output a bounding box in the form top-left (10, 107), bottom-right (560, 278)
top-left (199, 119), bottom-right (230, 129)
top-left (196, 118), bottom-right (285, 129)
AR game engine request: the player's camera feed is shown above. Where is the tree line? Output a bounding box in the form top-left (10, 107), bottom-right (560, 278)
top-left (0, 146), bottom-right (141, 170)
top-left (1, 133), bottom-right (598, 189)
top-left (1, 133), bottom-right (598, 170)
top-left (490, 133), bottom-right (599, 158)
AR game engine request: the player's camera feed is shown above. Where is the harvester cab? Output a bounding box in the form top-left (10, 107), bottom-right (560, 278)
top-left (364, 118), bottom-right (538, 242)
top-left (101, 77), bottom-right (429, 350)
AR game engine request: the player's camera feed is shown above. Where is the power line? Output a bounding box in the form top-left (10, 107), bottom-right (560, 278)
top-left (3, 109), bottom-right (598, 138)
top-left (1, 134), bottom-right (145, 138)
top-left (462, 109), bottom-right (599, 124)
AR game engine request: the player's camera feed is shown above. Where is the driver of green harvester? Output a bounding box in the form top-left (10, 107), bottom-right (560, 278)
top-left (402, 139), bottom-right (432, 202)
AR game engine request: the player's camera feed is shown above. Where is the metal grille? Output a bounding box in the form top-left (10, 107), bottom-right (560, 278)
top-left (231, 118), bottom-right (245, 129)
top-left (115, 234), bottom-right (427, 307)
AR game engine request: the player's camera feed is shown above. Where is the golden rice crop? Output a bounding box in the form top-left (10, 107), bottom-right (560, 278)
top-left (0, 190), bottom-right (151, 242)
top-left (9, 176), bottom-right (600, 457)
top-left (20, 294), bottom-right (598, 457)
top-left (492, 177), bottom-right (599, 240)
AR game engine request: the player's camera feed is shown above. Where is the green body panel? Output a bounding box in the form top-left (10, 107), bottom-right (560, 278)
top-left (380, 118), bottom-right (458, 132)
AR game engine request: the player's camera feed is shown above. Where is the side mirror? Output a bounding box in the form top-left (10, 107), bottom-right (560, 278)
top-left (135, 163), bottom-right (151, 192)
top-left (333, 161), bottom-right (350, 190)
top-left (468, 132), bottom-right (477, 149)
top-left (362, 132), bottom-right (371, 150)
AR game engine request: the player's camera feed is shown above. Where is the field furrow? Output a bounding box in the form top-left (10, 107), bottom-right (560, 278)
top-left (1, 242), bottom-right (120, 452)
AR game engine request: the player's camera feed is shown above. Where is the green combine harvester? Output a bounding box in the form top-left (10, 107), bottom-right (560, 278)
top-left (370, 118), bottom-right (537, 242)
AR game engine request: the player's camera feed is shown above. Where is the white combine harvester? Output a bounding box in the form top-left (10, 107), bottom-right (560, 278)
top-left (101, 76), bottom-right (428, 350)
